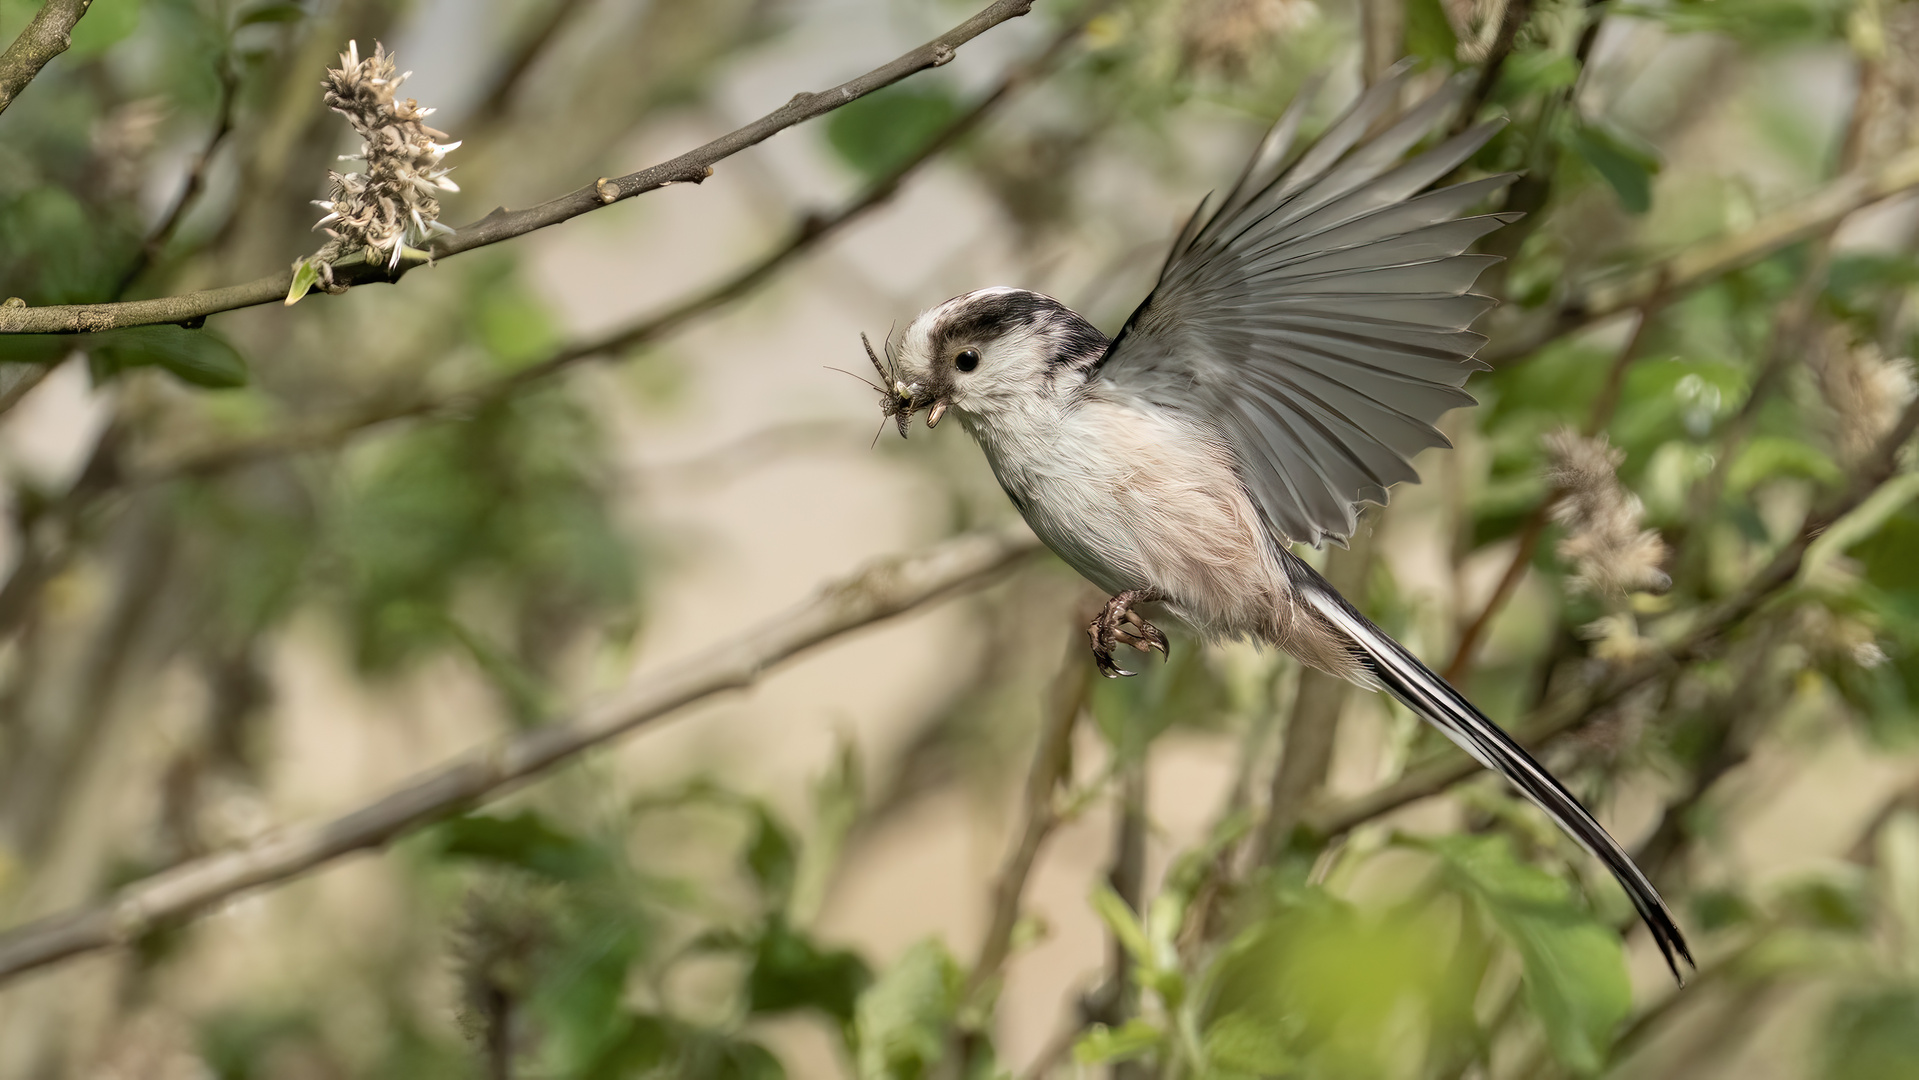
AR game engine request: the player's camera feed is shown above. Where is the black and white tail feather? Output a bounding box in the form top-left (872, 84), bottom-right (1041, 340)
top-left (1284, 551), bottom-right (1695, 982)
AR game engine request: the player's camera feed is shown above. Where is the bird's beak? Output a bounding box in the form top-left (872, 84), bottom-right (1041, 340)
top-left (926, 401), bottom-right (948, 428)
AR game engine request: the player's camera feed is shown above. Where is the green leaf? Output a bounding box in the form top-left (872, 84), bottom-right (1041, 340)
top-left (1617, 0), bottom-right (1839, 45)
top-left (1421, 835), bottom-right (1632, 1074)
top-left (285, 259), bottom-right (320, 306)
top-left (1498, 50), bottom-right (1580, 98)
top-left (1202, 889), bottom-right (1453, 1076)
top-left (825, 84), bottom-right (961, 181)
top-left (67, 0), bottom-right (142, 57)
top-left (1690, 888), bottom-right (1758, 931)
top-left (579, 1015), bottom-right (677, 1080)
top-left (238, 1), bottom-right (306, 25)
top-left (0, 334), bottom-right (76, 366)
top-left (1073, 1018), bottom-right (1164, 1066)
top-left (1566, 121), bottom-right (1660, 214)
top-left (745, 805), bottom-right (799, 904)
top-left (1825, 987), bottom-right (1919, 1080)
top-left (90, 325), bottom-right (247, 388)
top-left (1201, 1011), bottom-right (1294, 1075)
top-left (1777, 877), bottom-right (1870, 932)
top-left (853, 939), bottom-right (961, 1080)
top-left (746, 917), bottom-right (872, 1024)
top-left (1404, 0), bottom-right (1458, 64)
top-left (1090, 884), bottom-right (1153, 965)
top-left (696, 1036), bottom-right (787, 1080)
top-left (435, 811), bottom-right (604, 881)
top-left (1727, 435), bottom-right (1842, 494)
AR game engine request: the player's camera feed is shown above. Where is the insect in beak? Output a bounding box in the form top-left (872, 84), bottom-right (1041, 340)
top-left (926, 401), bottom-right (948, 428)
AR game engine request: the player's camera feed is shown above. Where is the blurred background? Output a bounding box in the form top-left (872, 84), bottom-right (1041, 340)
top-left (1, 0), bottom-right (1918, 1076)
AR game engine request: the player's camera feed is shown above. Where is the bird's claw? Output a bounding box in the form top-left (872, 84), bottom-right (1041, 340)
top-left (1088, 590), bottom-right (1169, 679)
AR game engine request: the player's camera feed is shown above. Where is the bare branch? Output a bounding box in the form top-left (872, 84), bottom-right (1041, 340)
top-left (143, 15), bottom-right (1084, 479)
top-left (464, 0), bottom-right (594, 131)
top-left (0, 0), bottom-right (95, 117)
top-left (948, 633), bottom-right (1086, 1075)
top-left (0, 14), bottom-right (1083, 655)
top-left (0, 524), bottom-right (1042, 983)
top-left (114, 61), bottom-right (240, 298)
top-left (0, 0), bottom-right (1039, 334)
top-left (1255, 533), bottom-right (1375, 860)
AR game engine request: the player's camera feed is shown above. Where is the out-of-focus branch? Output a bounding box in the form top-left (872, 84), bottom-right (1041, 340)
top-left (1310, 393), bottom-right (1919, 838)
top-left (1486, 148), bottom-right (1919, 366)
top-left (0, 524), bottom-right (1043, 983)
top-left (1452, 0), bottom-right (1533, 135)
top-left (465, 0), bottom-right (593, 131)
top-left (1443, 288), bottom-right (1668, 684)
top-left (0, 0), bottom-right (1039, 333)
top-left (114, 62), bottom-right (240, 298)
top-left (143, 14), bottom-right (1086, 478)
top-left (949, 633), bottom-right (1087, 1075)
top-left (0, 0), bottom-right (95, 116)
top-left (1255, 532), bottom-right (1375, 859)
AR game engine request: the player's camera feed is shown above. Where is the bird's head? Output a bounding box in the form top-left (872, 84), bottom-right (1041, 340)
top-left (866, 287), bottom-right (1108, 437)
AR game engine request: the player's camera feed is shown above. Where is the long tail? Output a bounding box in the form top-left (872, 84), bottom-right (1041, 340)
top-left (1282, 550), bottom-right (1694, 983)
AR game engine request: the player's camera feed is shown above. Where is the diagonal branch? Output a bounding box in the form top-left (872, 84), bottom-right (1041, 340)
top-left (0, 0), bottom-right (1038, 334)
top-left (114, 60), bottom-right (241, 298)
top-left (0, 13), bottom-right (1086, 653)
top-left (947, 631), bottom-right (1087, 1076)
top-left (0, 523), bottom-right (1043, 984)
top-left (0, 0), bottom-right (95, 116)
top-left (143, 14), bottom-right (1085, 479)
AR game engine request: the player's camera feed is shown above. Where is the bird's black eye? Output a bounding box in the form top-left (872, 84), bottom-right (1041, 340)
top-left (954, 348), bottom-right (980, 372)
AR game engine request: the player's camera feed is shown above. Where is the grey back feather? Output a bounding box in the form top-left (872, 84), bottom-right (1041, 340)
top-left (1094, 67), bottom-right (1518, 547)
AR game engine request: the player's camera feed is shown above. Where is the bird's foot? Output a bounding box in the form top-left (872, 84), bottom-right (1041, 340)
top-left (1087, 589), bottom-right (1169, 678)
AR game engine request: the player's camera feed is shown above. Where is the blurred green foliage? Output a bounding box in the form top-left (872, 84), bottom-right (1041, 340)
top-left (827, 83), bottom-right (964, 180)
top-left (2, 0), bottom-right (1919, 1077)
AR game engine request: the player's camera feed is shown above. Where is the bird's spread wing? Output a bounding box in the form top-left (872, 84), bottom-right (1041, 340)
top-left (1093, 67), bottom-right (1517, 547)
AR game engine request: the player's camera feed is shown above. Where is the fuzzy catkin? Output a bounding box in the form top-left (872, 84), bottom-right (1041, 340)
top-left (1812, 325), bottom-right (1915, 470)
top-left (1543, 429), bottom-right (1671, 597)
top-left (306, 41), bottom-right (459, 284)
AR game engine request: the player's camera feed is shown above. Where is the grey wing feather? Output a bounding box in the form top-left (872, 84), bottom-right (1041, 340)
top-left (1096, 68), bottom-right (1516, 546)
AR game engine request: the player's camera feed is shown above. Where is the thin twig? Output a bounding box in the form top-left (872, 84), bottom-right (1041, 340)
top-left (0, 0), bottom-right (95, 116)
top-left (114, 62), bottom-right (241, 298)
top-left (0, 0), bottom-right (1039, 334)
top-left (0, 14), bottom-right (1085, 656)
top-left (0, 523), bottom-right (1042, 983)
top-left (949, 634), bottom-right (1088, 1075)
top-left (464, 0), bottom-right (593, 131)
top-left (142, 15), bottom-right (1084, 479)
top-left (1451, 0), bottom-right (1533, 136)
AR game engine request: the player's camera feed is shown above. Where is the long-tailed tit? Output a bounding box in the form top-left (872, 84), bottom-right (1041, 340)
top-left (863, 69), bottom-right (1692, 980)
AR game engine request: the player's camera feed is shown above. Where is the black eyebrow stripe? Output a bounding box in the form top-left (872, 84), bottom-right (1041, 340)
top-left (934, 291), bottom-right (1068, 344)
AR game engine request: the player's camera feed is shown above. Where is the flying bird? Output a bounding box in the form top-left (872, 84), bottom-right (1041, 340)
top-left (863, 68), bottom-right (1693, 981)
